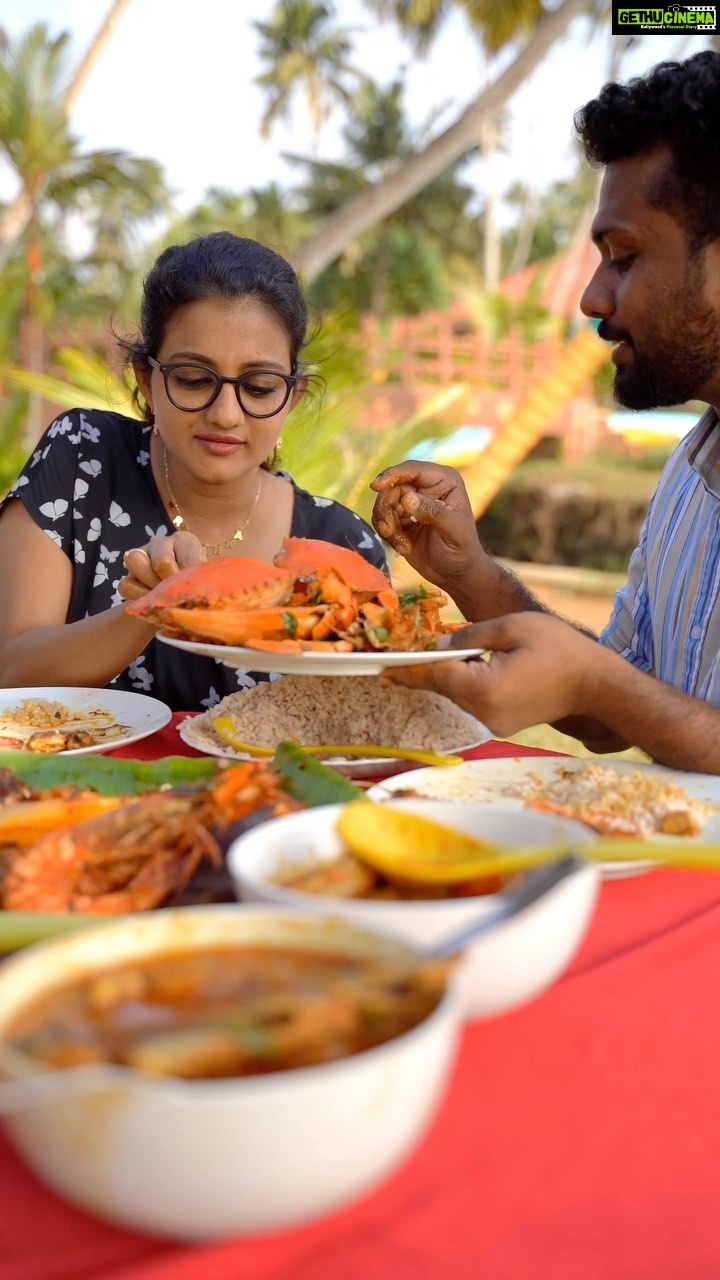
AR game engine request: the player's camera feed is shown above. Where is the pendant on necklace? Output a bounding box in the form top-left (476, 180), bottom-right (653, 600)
top-left (232, 529), bottom-right (243, 543)
top-left (172, 514), bottom-right (184, 530)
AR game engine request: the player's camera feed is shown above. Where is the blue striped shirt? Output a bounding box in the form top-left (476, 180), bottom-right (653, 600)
top-left (600, 408), bottom-right (720, 702)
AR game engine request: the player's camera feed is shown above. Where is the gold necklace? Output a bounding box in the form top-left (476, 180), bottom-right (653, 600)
top-left (162, 447), bottom-right (262, 555)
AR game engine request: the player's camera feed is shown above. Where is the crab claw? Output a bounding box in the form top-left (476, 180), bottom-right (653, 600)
top-left (274, 537), bottom-right (391, 597)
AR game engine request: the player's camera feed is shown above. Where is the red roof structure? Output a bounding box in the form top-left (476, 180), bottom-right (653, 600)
top-left (499, 238), bottom-right (599, 320)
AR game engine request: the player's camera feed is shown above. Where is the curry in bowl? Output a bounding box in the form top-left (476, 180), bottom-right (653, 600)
top-left (0, 906), bottom-right (461, 1239)
top-left (6, 942), bottom-right (451, 1079)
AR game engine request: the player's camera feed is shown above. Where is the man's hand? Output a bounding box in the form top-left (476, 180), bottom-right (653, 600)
top-left (382, 613), bottom-right (604, 738)
top-left (370, 461), bottom-right (486, 589)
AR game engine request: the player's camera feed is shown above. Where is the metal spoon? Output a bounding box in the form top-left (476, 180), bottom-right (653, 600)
top-left (427, 854), bottom-right (582, 956)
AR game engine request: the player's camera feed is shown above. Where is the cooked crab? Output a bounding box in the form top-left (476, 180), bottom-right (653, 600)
top-left (126, 537), bottom-right (451, 651)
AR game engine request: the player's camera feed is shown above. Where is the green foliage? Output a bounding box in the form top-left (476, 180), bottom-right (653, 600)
top-left (288, 77), bottom-right (484, 316)
top-left (282, 310), bottom-right (472, 521)
top-left (0, 349), bottom-right (141, 497)
top-left (0, 348), bottom-right (140, 416)
top-left (0, 392), bottom-right (30, 495)
top-left (253, 0), bottom-right (365, 138)
top-left (0, 317), bottom-right (472, 520)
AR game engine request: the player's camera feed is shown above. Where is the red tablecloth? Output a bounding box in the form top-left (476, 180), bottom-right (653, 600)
top-left (4, 718), bottom-right (720, 1280)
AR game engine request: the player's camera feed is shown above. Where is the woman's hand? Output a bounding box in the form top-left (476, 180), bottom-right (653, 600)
top-left (117, 532), bottom-right (206, 603)
top-left (370, 461), bottom-right (486, 590)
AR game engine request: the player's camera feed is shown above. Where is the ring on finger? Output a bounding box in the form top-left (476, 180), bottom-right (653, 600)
top-left (123, 548), bottom-right (148, 571)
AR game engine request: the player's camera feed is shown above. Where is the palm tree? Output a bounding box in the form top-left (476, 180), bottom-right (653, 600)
top-left (253, 0), bottom-right (368, 142)
top-left (0, 0), bottom-right (135, 265)
top-left (0, 19), bottom-right (168, 442)
top-left (287, 78), bottom-right (484, 314)
top-left (294, 0), bottom-right (592, 281)
top-left (163, 184), bottom-right (311, 262)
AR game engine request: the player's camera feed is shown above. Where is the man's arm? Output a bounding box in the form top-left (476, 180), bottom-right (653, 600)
top-left (383, 613), bottom-right (720, 774)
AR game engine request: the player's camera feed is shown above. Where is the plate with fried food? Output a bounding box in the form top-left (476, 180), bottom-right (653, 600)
top-left (367, 756), bottom-right (720, 878)
top-left (0, 688), bottom-right (171, 756)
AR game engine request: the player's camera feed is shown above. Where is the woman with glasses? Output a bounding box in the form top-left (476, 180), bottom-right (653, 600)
top-left (0, 231), bottom-right (386, 710)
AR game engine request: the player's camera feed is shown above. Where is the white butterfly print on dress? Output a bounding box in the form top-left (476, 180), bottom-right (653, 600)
top-left (234, 670), bottom-right (260, 690)
top-left (48, 415), bottom-right (74, 438)
top-left (39, 499), bottom-right (69, 522)
top-left (108, 501), bottom-right (131, 528)
top-left (80, 460), bottom-right (102, 479)
top-left (312, 496), bottom-right (333, 508)
top-left (200, 688), bottom-right (221, 710)
top-left (79, 413), bottom-right (101, 444)
top-left (86, 517), bottom-right (102, 542)
top-left (127, 655), bottom-right (154, 692)
top-left (355, 529), bottom-right (376, 551)
top-left (74, 478), bottom-right (89, 502)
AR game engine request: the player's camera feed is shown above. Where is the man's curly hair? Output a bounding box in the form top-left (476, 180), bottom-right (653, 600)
top-left (574, 51), bottom-right (720, 251)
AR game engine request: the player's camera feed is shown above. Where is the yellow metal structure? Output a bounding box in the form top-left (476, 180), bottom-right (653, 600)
top-left (459, 327), bottom-right (609, 518)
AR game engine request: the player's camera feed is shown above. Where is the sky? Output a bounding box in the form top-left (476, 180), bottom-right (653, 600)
top-left (1, 1), bottom-right (712, 227)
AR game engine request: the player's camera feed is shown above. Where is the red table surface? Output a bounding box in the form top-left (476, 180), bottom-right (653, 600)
top-left (4, 717), bottom-right (720, 1280)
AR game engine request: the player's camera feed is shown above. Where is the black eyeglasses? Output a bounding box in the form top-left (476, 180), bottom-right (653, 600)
top-left (148, 357), bottom-right (297, 418)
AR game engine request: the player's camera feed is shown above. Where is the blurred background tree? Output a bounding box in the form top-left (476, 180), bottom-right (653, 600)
top-left (0, 2), bottom-right (706, 523)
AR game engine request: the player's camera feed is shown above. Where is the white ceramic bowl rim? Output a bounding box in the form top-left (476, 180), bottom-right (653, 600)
top-left (227, 798), bottom-right (596, 914)
top-left (0, 904), bottom-right (460, 1099)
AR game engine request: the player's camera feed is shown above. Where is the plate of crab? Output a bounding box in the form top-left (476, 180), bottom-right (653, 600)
top-left (127, 536), bottom-right (484, 676)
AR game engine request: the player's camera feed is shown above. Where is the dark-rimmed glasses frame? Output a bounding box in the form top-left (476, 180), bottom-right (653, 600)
top-left (148, 357), bottom-right (297, 419)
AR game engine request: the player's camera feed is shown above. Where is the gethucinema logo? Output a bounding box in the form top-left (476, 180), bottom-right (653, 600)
top-left (612, 4), bottom-right (719, 31)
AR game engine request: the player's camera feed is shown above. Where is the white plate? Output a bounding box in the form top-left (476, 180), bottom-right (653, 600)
top-left (367, 756), bottom-right (720, 879)
top-left (0, 687), bottom-right (172, 757)
top-left (176, 713), bottom-right (491, 781)
top-left (158, 634), bottom-right (485, 677)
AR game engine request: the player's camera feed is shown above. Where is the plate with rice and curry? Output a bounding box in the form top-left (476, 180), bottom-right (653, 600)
top-left (178, 676), bottom-right (490, 779)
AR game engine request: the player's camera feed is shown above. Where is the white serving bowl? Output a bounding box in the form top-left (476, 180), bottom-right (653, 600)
top-left (228, 799), bottom-right (600, 1021)
top-left (0, 905), bottom-right (461, 1241)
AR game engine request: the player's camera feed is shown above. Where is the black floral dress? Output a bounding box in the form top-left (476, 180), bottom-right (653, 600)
top-left (1, 409), bottom-right (388, 711)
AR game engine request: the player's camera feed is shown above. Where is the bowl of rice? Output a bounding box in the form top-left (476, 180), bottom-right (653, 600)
top-left (178, 677), bottom-right (490, 778)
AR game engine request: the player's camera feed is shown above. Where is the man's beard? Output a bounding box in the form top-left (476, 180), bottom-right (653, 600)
top-left (609, 282), bottom-right (720, 411)
top-left (614, 340), bottom-right (719, 409)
